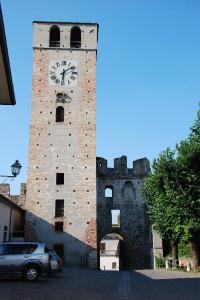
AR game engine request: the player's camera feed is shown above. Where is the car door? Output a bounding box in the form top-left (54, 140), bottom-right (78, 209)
top-left (0, 244), bottom-right (5, 274)
top-left (3, 244), bottom-right (25, 274)
top-left (4, 244), bottom-right (38, 274)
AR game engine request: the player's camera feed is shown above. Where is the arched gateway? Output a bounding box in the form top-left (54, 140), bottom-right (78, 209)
top-left (100, 233), bottom-right (125, 271)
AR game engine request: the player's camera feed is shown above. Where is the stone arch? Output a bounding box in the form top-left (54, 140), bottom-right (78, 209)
top-left (49, 25), bottom-right (60, 47)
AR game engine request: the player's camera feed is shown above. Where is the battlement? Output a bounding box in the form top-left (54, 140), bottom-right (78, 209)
top-left (0, 183), bottom-right (26, 207)
top-left (96, 156), bottom-right (150, 178)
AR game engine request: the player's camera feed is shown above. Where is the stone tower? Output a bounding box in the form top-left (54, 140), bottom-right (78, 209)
top-left (26, 21), bottom-right (99, 267)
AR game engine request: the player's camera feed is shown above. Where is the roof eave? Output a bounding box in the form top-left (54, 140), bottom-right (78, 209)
top-left (0, 4), bottom-right (16, 105)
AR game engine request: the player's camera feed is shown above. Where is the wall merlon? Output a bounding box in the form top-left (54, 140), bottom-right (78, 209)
top-left (133, 158), bottom-right (150, 177)
top-left (97, 156), bottom-right (150, 178)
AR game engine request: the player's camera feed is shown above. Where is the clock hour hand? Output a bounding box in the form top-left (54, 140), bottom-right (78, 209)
top-left (60, 67), bottom-right (73, 79)
top-left (60, 66), bottom-right (74, 75)
top-left (60, 69), bottom-right (69, 85)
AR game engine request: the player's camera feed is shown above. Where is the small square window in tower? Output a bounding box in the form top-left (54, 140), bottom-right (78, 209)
top-left (112, 262), bottom-right (117, 270)
top-left (55, 199), bottom-right (64, 217)
top-left (55, 222), bottom-right (63, 231)
top-left (56, 173), bottom-right (64, 185)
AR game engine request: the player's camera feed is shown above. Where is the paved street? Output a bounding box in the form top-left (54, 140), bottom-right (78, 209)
top-left (0, 267), bottom-right (200, 300)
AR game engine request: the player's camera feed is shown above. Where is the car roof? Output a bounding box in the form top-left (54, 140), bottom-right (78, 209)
top-left (0, 242), bottom-right (44, 245)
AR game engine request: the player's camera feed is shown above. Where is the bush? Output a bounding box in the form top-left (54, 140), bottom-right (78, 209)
top-left (178, 241), bottom-right (191, 258)
top-left (155, 255), bottom-right (165, 268)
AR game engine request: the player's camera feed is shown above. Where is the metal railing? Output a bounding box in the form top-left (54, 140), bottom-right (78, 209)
top-left (71, 40), bottom-right (81, 48)
top-left (100, 250), bottom-right (119, 257)
top-left (49, 41), bottom-right (60, 47)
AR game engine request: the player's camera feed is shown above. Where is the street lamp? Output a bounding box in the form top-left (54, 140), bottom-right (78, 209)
top-left (0, 160), bottom-right (22, 179)
top-left (10, 160), bottom-right (22, 177)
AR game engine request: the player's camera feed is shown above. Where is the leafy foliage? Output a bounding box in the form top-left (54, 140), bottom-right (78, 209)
top-left (155, 255), bottom-right (166, 268)
top-left (144, 104), bottom-right (200, 256)
top-left (178, 241), bottom-right (191, 258)
top-left (144, 148), bottom-right (184, 245)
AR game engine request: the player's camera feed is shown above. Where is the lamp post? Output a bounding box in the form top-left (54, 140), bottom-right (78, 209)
top-left (0, 160), bottom-right (22, 183)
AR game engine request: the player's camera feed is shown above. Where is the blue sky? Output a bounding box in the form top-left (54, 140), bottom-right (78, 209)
top-left (0, 0), bottom-right (200, 194)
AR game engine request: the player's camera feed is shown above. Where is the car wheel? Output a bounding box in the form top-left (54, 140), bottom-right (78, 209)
top-left (24, 266), bottom-right (39, 281)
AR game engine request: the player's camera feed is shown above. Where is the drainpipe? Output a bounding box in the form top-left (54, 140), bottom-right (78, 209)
top-left (8, 208), bottom-right (13, 241)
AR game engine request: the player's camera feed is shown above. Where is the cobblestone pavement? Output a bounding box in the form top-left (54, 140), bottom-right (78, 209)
top-left (0, 267), bottom-right (200, 300)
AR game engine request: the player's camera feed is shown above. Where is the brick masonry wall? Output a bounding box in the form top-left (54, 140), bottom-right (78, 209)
top-left (25, 22), bottom-right (98, 267)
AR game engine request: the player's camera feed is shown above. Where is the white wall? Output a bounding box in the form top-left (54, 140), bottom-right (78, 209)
top-left (100, 239), bottom-right (120, 270)
top-left (0, 202), bottom-right (11, 242)
top-left (100, 256), bottom-right (119, 271)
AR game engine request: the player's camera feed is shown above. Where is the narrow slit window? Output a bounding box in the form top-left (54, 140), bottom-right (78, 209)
top-left (56, 106), bottom-right (64, 122)
top-left (55, 199), bottom-right (64, 217)
top-left (56, 173), bottom-right (64, 185)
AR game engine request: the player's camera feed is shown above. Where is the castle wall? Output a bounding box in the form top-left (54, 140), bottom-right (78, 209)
top-left (97, 156), bottom-right (153, 269)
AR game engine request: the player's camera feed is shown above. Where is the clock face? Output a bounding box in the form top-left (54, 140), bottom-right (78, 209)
top-left (49, 60), bottom-right (78, 86)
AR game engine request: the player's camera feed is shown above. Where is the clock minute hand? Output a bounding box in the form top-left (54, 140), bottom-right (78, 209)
top-left (60, 67), bottom-right (73, 79)
top-left (60, 66), bottom-right (73, 75)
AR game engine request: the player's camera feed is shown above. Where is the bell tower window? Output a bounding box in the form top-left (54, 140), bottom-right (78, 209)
top-left (70, 26), bottom-right (81, 48)
top-left (49, 25), bottom-right (60, 47)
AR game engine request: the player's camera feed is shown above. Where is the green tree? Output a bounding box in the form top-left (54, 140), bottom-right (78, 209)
top-left (144, 105), bottom-right (200, 267)
top-left (144, 148), bottom-right (184, 260)
top-left (176, 106), bottom-right (200, 268)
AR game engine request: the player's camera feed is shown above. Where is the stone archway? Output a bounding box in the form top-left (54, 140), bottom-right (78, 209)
top-left (99, 233), bottom-right (125, 270)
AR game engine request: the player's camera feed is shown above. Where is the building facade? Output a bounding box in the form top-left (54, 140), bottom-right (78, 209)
top-left (0, 192), bottom-right (24, 242)
top-left (25, 21), bottom-right (98, 267)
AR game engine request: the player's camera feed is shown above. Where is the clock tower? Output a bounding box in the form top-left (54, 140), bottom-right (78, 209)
top-left (25, 21), bottom-right (99, 267)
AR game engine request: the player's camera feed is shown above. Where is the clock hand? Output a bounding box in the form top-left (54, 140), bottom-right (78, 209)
top-left (60, 69), bottom-right (68, 81)
top-left (60, 66), bottom-right (74, 76)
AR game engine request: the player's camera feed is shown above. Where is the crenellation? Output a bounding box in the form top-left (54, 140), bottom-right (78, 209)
top-left (97, 156), bottom-right (150, 179)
